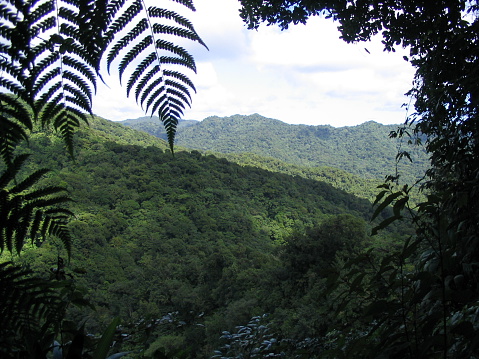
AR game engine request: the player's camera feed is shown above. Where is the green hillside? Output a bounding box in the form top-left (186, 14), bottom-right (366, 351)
top-left (12, 116), bottom-right (409, 357)
top-left (120, 113), bottom-right (429, 182)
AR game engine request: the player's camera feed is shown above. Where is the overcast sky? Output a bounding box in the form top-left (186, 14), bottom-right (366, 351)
top-left (92, 0), bottom-right (415, 127)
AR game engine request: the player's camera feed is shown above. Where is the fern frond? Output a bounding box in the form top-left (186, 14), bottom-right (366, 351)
top-left (152, 24), bottom-right (207, 48)
top-left (164, 70), bottom-right (196, 92)
top-left (147, 7), bottom-right (196, 31)
top-left (10, 169), bottom-right (51, 194)
top-left (117, 35), bottom-right (153, 79)
top-left (0, 157), bottom-right (73, 256)
top-left (29, 1), bottom-right (55, 24)
top-left (30, 51), bottom-right (60, 86)
top-left (151, 94), bottom-right (184, 117)
top-left (0, 78), bottom-right (26, 97)
top-left (30, 16), bottom-right (56, 37)
top-left (106, 0), bottom-right (128, 22)
top-left (0, 123), bottom-right (27, 164)
top-left (63, 55), bottom-right (97, 90)
top-left (165, 79), bottom-right (192, 101)
top-left (0, 3), bottom-right (19, 24)
top-left (32, 68), bottom-right (62, 97)
top-left (104, 0), bottom-right (143, 44)
top-left (58, 7), bottom-right (79, 25)
top-left (0, 154), bottom-right (29, 188)
top-left (0, 59), bottom-right (24, 81)
top-left (139, 76), bottom-right (164, 108)
top-left (126, 54), bottom-right (158, 96)
top-left (159, 111), bottom-right (179, 152)
top-left (107, 18), bottom-right (149, 73)
top-left (44, 207), bottom-right (75, 217)
top-left (169, 0), bottom-right (196, 11)
top-left (63, 70), bottom-right (93, 102)
top-left (134, 65), bottom-right (162, 101)
top-left (145, 85), bottom-right (166, 114)
top-left (155, 39), bottom-right (195, 65)
top-left (166, 87), bottom-right (191, 108)
top-left (158, 55), bottom-right (196, 71)
top-left (0, 262), bottom-right (65, 351)
top-left (64, 87), bottom-right (92, 113)
top-left (0, 93), bottom-right (32, 128)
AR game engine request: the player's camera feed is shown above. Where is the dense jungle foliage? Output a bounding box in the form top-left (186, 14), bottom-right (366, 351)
top-left (2, 0), bottom-right (478, 357)
top-left (5, 117), bottom-right (409, 357)
top-left (121, 114), bottom-right (429, 182)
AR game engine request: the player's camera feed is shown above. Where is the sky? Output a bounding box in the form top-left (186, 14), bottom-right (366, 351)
top-left (92, 0), bottom-right (416, 127)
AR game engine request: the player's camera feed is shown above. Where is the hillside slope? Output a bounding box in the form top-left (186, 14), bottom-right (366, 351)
top-left (120, 114), bottom-right (429, 182)
top-left (16, 115), bottom-right (409, 357)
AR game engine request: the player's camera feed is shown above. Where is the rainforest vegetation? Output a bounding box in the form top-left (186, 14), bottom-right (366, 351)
top-left (121, 114), bottom-right (429, 183)
top-left (1, 0), bottom-right (478, 358)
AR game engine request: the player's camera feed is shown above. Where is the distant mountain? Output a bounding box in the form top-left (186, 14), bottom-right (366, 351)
top-left (120, 116), bottom-right (198, 139)
top-left (119, 113), bottom-right (429, 182)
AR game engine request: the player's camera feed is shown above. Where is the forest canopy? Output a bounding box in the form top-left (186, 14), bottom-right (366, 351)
top-left (1, 0), bottom-right (479, 357)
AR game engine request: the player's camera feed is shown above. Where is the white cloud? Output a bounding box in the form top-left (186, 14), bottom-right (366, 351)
top-left (92, 0), bottom-right (416, 127)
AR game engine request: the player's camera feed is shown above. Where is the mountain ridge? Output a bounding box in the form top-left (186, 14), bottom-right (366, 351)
top-left (119, 113), bottom-right (429, 182)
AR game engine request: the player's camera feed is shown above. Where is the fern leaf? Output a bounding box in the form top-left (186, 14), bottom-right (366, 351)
top-left (63, 55), bottom-right (97, 90)
top-left (126, 54), bottom-right (158, 96)
top-left (134, 65), bottom-right (161, 102)
top-left (29, 210), bottom-right (43, 245)
top-left (15, 209), bottom-right (32, 254)
top-left (30, 16), bottom-right (56, 37)
top-left (107, 18), bottom-right (149, 73)
top-left (105, 0), bottom-right (128, 22)
top-left (164, 70), bottom-right (196, 92)
top-left (147, 7), bottom-right (196, 31)
top-left (139, 76), bottom-right (164, 109)
top-left (152, 24), bottom-right (207, 48)
top-left (46, 220), bottom-right (72, 255)
top-left (104, 0), bottom-right (143, 44)
top-left (0, 78), bottom-right (25, 97)
top-left (0, 154), bottom-right (30, 188)
top-left (117, 35), bottom-right (153, 80)
top-left (169, 0), bottom-right (196, 11)
top-left (159, 112), bottom-right (179, 152)
top-left (29, 51), bottom-right (61, 83)
top-left (0, 117), bottom-right (30, 165)
top-left (63, 71), bottom-right (93, 102)
top-left (58, 7), bottom-right (79, 25)
top-left (36, 85), bottom-right (63, 125)
top-left (32, 68), bottom-right (62, 96)
top-left (145, 86), bottom-right (166, 114)
top-left (151, 94), bottom-right (184, 117)
top-left (0, 93), bottom-right (32, 129)
top-left (29, 1), bottom-right (55, 24)
top-left (44, 208), bottom-right (75, 217)
top-left (0, 3), bottom-right (19, 24)
top-left (166, 87), bottom-right (191, 108)
top-left (155, 39), bottom-right (195, 66)
top-left (64, 87), bottom-right (92, 113)
top-left (0, 59), bottom-right (24, 81)
top-left (165, 79), bottom-right (192, 101)
top-left (10, 169), bottom-right (51, 194)
top-left (158, 55), bottom-right (196, 71)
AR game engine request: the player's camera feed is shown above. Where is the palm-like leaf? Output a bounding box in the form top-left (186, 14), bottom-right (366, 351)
top-left (105, 0), bottom-right (207, 151)
top-left (0, 261), bottom-right (68, 358)
top-left (0, 154), bottom-right (73, 256)
top-left (0, 0), bottom-right (205, 157)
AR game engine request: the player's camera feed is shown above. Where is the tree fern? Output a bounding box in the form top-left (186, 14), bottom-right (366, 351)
top-left (0, 154), bottom-right (73, 256)
top-left (0, 0), bottom-right (205, 158)
top-left (104, 0), bottom-right (207, 151)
